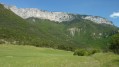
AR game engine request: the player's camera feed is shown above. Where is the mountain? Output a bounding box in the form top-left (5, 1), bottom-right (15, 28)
top-left (3, 4), bottom-right (113, 25)
top-left (0, 3), bottom-right (119, 51)
top-left (4, 4), bottom-right (74, 22)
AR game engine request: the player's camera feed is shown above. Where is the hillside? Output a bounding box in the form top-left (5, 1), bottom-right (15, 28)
top-left (0, 3), bottom-right (119, 50)
top-left (0, 44), bottom-right (119, 67)
top-left (0, 4), bottom-right (38, 45)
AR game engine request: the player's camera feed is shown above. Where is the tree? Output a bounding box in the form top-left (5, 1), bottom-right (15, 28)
top-left (109, 33), bottom-right (119, 54)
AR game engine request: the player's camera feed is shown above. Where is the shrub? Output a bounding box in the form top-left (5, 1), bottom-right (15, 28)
top-left (73, 49), bottom-right (87, 56)
top-left (109, 33), bottom-right (119, 54)
top-left (90, 49), bottom-right (100, 54)
top-left (73, 48), bottom-right (100, 56)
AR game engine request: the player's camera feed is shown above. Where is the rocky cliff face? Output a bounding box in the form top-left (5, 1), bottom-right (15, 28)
top-left (3, 4), bottom-right (113, 25)
top-left (82, 16), bottom-right (113, 25)
top-left (3, 4), bottom-right (74, 22)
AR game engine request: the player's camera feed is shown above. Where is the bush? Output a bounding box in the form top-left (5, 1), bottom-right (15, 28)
top-left (73, 48), bottom-right (100, 56)
top-left (109, 33), bottom-right (119, 54)
top-left (90, 49), bottom-right (100, 54)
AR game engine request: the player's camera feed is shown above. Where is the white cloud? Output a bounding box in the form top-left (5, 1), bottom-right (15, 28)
top-left (110, 12), bottom-right (119, 18)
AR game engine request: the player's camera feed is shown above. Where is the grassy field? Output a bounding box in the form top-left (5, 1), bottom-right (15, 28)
top-left (0, 44), bottom-right (119, 67)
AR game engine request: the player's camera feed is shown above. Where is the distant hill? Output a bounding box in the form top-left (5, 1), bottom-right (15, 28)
top-left (0, 3), bottom-right (119, 51)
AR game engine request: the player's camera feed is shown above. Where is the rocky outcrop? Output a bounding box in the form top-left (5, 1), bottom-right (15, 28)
top-left (68, 27), bottom-right (80, 36)
top-left (82, 16), bottom-right (113, 25)
top-left (3, 4), bottom-right (74, 22)
top-left (3, 4), bottom-right (113, 25)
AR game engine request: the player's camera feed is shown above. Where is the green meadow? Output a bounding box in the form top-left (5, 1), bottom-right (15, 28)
top-left (0, 44), bottom-right (119, 67)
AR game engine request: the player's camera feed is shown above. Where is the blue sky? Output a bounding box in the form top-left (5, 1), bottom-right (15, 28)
top-left (0, 0), bottom-right (119, 27)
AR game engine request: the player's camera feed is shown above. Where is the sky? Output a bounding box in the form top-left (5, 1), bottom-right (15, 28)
top-left (0, 0), bottom-right (119, 27)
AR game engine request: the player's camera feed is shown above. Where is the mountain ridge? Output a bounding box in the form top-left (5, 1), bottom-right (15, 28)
top-left (3, 3), bottom-right (113, 25)
top-left (3, 4), bottom-right (74, 22)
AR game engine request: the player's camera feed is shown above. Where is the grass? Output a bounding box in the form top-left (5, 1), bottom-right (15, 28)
top-left (0, 44), bottom-right (119, 67)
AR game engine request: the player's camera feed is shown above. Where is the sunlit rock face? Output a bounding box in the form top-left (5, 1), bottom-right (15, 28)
top-left (4, 5), bottom-right (74, 22)
top-left (3, 4), bottom-right (113, 25)
top-left (68, 27), bottom-right (80, 36)
top-left (82, 16), bottom-right (113, 25)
